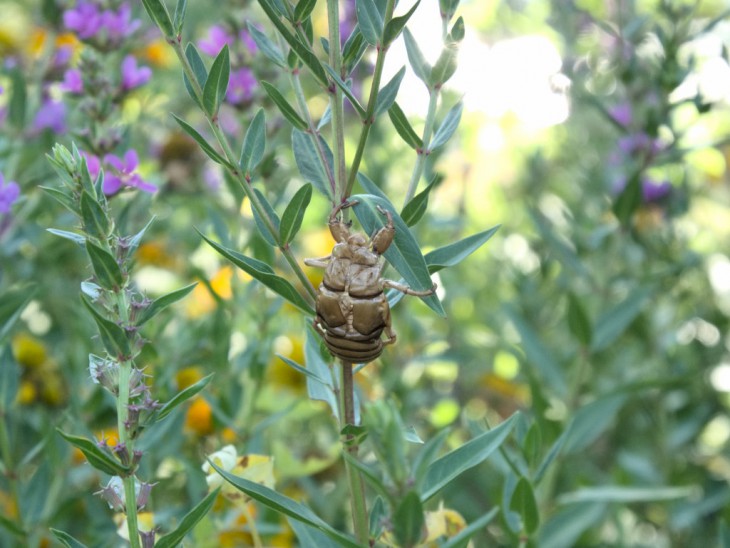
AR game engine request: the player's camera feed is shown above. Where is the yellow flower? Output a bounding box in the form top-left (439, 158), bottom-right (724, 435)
top-left (116, 511), bottom-right (155, 542)
top-left (423, 503), bottom-right (466, 544)
top-left (135, 241), bottom-right (175, 268)
top-left (16, 380), bottom-right (37, 405)
top-left (12, 333), bottom-right (47, 370)
top-left (175, 366), bottom-right (204, 390)
top-left (185, 397), bottom-right (214, 436)
top-left (138, 39), bottom-right (176, 67)
top-left (186, 266), bottom-right (244, 317)
top-left (266, 335), bottom-right (306, 392)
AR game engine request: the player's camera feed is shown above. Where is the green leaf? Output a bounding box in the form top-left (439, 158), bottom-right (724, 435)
top-left (251, 188), bottom-right (281, 247)
top-left (440, 508), bottom-right (499, 548)
top-left (40, 186), bottom-right (76, 213)
top-left (80, 191), bottom-right (110, 241)
top-left (155, 488), bottom-right (220, 548)
top-left (47, 229), bottom-right (85, 246)
top-left (721, 520), bottom-right (730, 548)
top-left (50, 529), bottom-right (88, 548)
top-left (257, 0), bottom-right (328, 86)
top-left (280, 184), bottom-right (313, 245)
top-left (355, 171), bottom-right (388, 200)
top-left (0, 285), bottom-right (36, 343)
top-left (292, 129), bottom-right (335, 200)
top-left (522, 422), bottom-right (542, 468)
top-left (136, 282), bottom-right (198, 326)
top-left (343, 29), bottom-right (368, 73)
top-left (591, 286), bottom-right (653, 352)
top-left (425, 226), bottom-right (500, 273)
top-left (510, 476), bottom-right (540, 534)
top-left (183, 43), bottom-right (207, 108)
top-left (210, 461), bottom-right (361, 547)
top-left (450, 16), bottom-right (465, 41)
top-left (85, 240), bottom-right (124, 290)
top-left (356, 0), bottom-right (384, 46)
top-left (304, 327), bottom-right (338, 417)
top-left (422, 413), bottom-right (518, 502)
top-left (288, 519), bottom-right (343, 548)
top-left (247, 22), bottom-right (287, 67)
top-left (261, 81), bottom-right (308, 130)
top-left (429, 101), bottom-right (463, 151)
top-left (0, 348), bottom-right (20, 411)
top-left (277, 354), bottom-right (328, 385)
top-left (563, 394), bottom-right (626, 454)
top-left (80, 296), bottom-right (131, 358)
top-left (393, 491), bottom-right (424, 548)
top-left (403, 28), bottom-right (431, 85)
top-left (375, 66), bottom-right (405, 117)
top-left (401, 176), bottom-right (437, 227)
top-left (383, 0), bottom-right (421, 45)
top-left (56, 430), bottom-right (129, 476)
top-left (203, 44), bottom-right (230, 116)
top-left (173, 0), bottom-right (187, 35)
top-left (369, 496), bottom-right (387, 539)
top-left (294, 0), bottom-right (317, 22)
top-left (538, 502), bottom-right (606, 548)
top-left (504, 308), bottom-right (567, 396)
top-left (534, 426), bottom-right (570, 485)
top-left (324, 65), bottom-right (366, 118)
top-left (8, 69), bottom-right (26, 129)
top-left (156, 373), bottom-right (213, 423)
top-left (240, 108), bottom-right (267, 176)
top-left (429, 42), bottom-right (459, 88)
top-left (199, 233), bottom-right (314, 315)
top-left (350, 194), bottom-right (444, 316)
top-left (557, 485), bottom-right (693, 505)
top-left (172, 114), bottom-right (227, 165)
top-left (412, 428), bottom-right (450, 486)
top-left (126, 217), bottom-right (156, 257)
top-left (613, 173), bottom-right (642, 226)
top-left (140, 0), bottom-right (175, 37)
top-left (388, 102), bottom-right (423, 149)
top-left (567, 293), bottom-right (592, 346)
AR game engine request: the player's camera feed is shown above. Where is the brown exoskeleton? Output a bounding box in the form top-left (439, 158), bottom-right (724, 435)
top-left (304, 201), bottom-right (436, 363)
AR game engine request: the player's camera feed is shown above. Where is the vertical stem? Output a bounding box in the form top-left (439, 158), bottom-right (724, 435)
top-left (327, 0), bottom-right (347, 203)
top-left (339, 360), bottom-right (369, 545)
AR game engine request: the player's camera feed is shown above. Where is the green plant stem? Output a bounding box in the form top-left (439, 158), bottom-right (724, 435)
top-left (403, 88), bottom-right (439, 205)
top-left (343, 0), bottom-right (397, 201)
top-left (113, 289), bottom-right (141, 548)
top-left (0, 404), bottom-right (24, 545)
top-left (325, 0), bottom-right (348, 204)
top-left (169, 40), bottom-right (317, 300)
top-left (338, 361), bottom-right (369, 545)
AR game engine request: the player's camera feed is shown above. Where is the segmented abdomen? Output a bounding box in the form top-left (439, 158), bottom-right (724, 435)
top-left (323, 331), bottom-right (384, 362)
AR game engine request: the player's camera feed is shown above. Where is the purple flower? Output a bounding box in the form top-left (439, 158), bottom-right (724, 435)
top-left (52, 46), bottom-right (74, 69)
top-left (0, 173), bottom-right (20, 214)
top-left (226, 68), bottom-right (256, 105)
top-left (82, 151), bottom-right (102, 179)
top-left (641, 178), bottom-right (672, 203)
top-left (199, 25), bottom-right (235, 56)
top-left (617, 133), bottom-right (662, 157)
top-left (239, 29), bottom-right (258, 54)
top-left (32, 99), bottom-right (67, 134)
top-left (61, 69), bottom-right (84, 94)
top-left (101, 3), bottom-right (141, 42)
top-left (121, 55), bottom-right (152, 90)
top-left (103, 149), bottom-right (156, 195)
top-left (63, 1), bottom-right (104, 39)
top-left (609, 103), bottom-right (632, 128)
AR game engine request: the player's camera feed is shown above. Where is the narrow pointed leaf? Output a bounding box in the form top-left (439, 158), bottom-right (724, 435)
top-left (277, 354), bottom-right (328, 385)
top-left (280, 184), bottom-right (313, 245)
top-left (156, 373), bottom-right (214, 422)
top-left (136, 282), bottom-right (198, 326)
top-left (155, 488), bottom-right (220, 548)
top-left (440, 508), bottom-right (500, 548)
top-left (127, 217), bottom-right (156, 257)
top-left (47, 229), bottom-right (86, 246)
top-left (40, 186), bottom-right (76, 213)
top-left (613, 173), bottom-right (642, 225)
top-left (305, 328), bottom-right (338, 418)
top-left (183, 43), bottom-right (207, 107)
top-left (294, 0), bottom-right (317, 22)
top-left (80, 296), bottom-right (131, 357)
top-left (56, 430), bottom-right (129, 476)
top-left (388, 102), bottom-right (423, 149)
top-left (394, 491), bottom-right (424, 548)
top-left (85, 240), bottom-right (124, 290)
top-left (356, 171), bottom-right (388, 199)
top-left (203, 44), bottom-right (230, 116)
top-left (375, 66), bottom-right (405, 117)
top-left (50, 529), bottom-right (89, 548)
top-left (80, 192), bottom-right (110, 240)
top-left (424, 225), bottom-right (500, 272)
top-left (0, 285), bottom-right (35, 343)
top-left (591, 286), bottom-right (653, 352)
top-left (199, 234), bottom-right (314, 315)
top-left (172, 115), bottom-right (227, 164)
top-left (356, 0), bottom-right (384, 46)
top-left (257, 0), bottom-right (328, 86)
top-left (343, 29), bottom-right (368, 73)
top-left (350, 194), bottom-right (444, 316)
top-left (261, 81), bottom-right (307, 130)
top-left (383, 0), bottom-right (421, 46)
top-left (173, 0), bottom-right (187, 35)
top-left (567, 293), bottom-right (592, 346)
top-left (429, 42), bottom-right (459, 87)
top-left (247, 22), bottom-right (287, 67)
top-left (209, 461), bottom-right (361, 548)
top-left (557, 486), bottom-right (693, 505)
top-left (251, 188), bottom-right (281, 247)
top-left (292, 129), bottom-right (335, 200)
top-left (510, 477), bottom-right (540, 534)
top-left (324, 65), bottom-right (366, 118)
top-left (140, 0), bottom-right (175, 38)
top-left (403, 28), bottom-right (431, 84)
top-left (429, 101), bottom-right (463, 151)
top-left (401, 176), bottom-right (438, 226)
top-left (422, 413), bottom-right (518, 502)
top-left (240, 108), bottom-right (267, 174)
